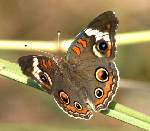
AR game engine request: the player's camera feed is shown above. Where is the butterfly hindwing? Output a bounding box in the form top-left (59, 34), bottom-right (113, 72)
top-left (18, 55), bottom-right (93, 119)
top-left (52, 76), bottom-right (93, 119)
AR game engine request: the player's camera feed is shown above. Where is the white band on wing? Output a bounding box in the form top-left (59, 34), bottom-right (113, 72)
top-left (32, 57), bottom-right (52, 86)
top-left (85, 28), bottom-right (110, 42)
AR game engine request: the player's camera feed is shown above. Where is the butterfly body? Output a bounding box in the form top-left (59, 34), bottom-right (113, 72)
top-left (18, 11), bottom-right (119, 120)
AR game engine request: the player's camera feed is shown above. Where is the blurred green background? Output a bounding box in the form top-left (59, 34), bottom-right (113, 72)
top-left (0, 0), bottom-right (150, 131)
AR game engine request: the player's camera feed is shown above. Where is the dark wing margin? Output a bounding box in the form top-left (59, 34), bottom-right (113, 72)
top-left (87, 11), bottom-right (118, 33)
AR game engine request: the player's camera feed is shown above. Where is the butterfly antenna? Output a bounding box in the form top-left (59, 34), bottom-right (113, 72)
top-left (57, 30), bottom-right (61, 51)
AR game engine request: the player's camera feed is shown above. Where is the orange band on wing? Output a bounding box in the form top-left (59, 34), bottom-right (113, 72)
top-left (63, 104), bottom-right (89, 115)
top-left (79, 39), bottom-right (88, 48)
top-left (40, 59), bottom-right (52, 69)
top-left (41, 60), bottom-right (48, 68)
top-left (95, 75), bottom-right (113, 106)
top-left (106, 42), bottom-right (112, 57)
top-left (72, 46), bottom-right (81, 55)
top-left (47, 60), bottom-right (52, 67)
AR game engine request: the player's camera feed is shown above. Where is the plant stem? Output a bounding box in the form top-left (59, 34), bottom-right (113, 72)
top-left (0, 59), bottom-right (46, 92)
top-left (0, 58), bottom-right (150, 130)
top-left (102, 102), bottom-right (150, 130)
top-left (0, 30), bottom-right (150, 52)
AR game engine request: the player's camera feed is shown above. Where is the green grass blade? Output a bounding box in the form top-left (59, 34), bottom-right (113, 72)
top-left (0, 58), bottom-right (150, 130)
top-left (102, 102), bottom-right (150, 130)
top-left (0, 59), bottom-right (46, 92)
top-left (110, 102), bottom-right (150, 124)
top-left (0, 30), bottom-right (150, 52)
top-left (117, 30), bottom-right (150, 45)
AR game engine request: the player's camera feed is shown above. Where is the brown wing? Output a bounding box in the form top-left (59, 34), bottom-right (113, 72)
top-left (65, 11), bottom-right (119, 111)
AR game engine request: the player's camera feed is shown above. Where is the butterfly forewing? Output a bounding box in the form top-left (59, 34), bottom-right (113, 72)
top-left (65, 11), bottom-right (119, 112)
top-left (18, 55), bottom-right (63, 93)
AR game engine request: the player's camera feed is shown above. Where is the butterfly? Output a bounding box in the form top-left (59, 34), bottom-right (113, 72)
top-left (18, 11), bottom-right (119, 120)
